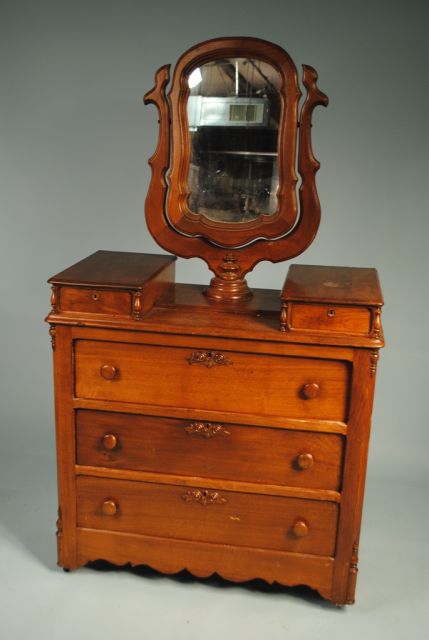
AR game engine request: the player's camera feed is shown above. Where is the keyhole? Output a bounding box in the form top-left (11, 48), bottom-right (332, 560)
top-left (327, 308), bottom-right (336, 317)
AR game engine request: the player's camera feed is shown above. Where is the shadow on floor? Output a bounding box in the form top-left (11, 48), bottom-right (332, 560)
top-left (84, 559), bottom-right (338, 609)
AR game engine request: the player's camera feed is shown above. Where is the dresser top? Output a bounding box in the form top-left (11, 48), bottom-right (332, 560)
top-left (46, 253), bottom-right (384, 349)
top-left (48, 250), bottom-right (176, 289)
top-left (282, 265), bottom-right (384, 306)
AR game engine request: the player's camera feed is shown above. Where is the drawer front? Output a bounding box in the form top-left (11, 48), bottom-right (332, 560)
top-left (290, 303), bottom-right (371, 334)
top-left (60, 287), bottom-right (131, 316)
top-left (74, 340), bottom-right (350, 422)
top-left (76, 410), bottom-right (344, 490)
top-left (76, 476), bottom-right (339, 556)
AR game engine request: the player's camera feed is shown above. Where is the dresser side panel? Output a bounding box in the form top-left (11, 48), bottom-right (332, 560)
top-left (51, 325), bottom-right (78, 569)
top-left (331, 348), bottom-right (379, 604)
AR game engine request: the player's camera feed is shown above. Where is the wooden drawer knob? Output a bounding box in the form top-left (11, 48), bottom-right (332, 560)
top-left (101, 499), bottom-right (118, 516)
top-left (102, 434), bottom-right (118, 450)
top-left (292, 520), bottom-right (309, 538)
top-left (100, 364), bottom-right (118, 380)
top-left (296, 453), bottom-right (314, 470)
top-left (302, 382), bottom-right (320, 399)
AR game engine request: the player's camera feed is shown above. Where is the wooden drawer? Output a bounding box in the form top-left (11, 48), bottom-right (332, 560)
top-left (60, 287), bottom-right (131, 316)
top-left (74, 340), bottom-right (351, 422)
top-left (76, 476), bottom-right (339, 556)
top-left (290, 303), bottom-right (371, 335)
top-left (76, 410), bottom-right (344, 490)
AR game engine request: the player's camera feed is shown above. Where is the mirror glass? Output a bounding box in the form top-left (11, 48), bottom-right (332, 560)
top-left (186, 58), bottom-right (281, 223)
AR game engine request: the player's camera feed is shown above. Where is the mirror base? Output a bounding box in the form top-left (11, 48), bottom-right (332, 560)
top-left (204, 276), bottom-right (253, 302)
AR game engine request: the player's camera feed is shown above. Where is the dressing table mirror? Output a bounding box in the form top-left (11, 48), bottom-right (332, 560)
top-left (144, 37), bottom-right (328, 301)
top-left (46, 37), bottom-right (384, 606)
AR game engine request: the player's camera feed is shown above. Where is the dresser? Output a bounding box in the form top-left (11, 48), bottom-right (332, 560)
top-left (47, 253), bottom-right (383, 605)
top-left (46, 37), bottom-right (384, 605)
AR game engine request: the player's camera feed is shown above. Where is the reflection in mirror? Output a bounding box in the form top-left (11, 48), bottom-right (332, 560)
top-left (187, 58), bottom-right (281, 223)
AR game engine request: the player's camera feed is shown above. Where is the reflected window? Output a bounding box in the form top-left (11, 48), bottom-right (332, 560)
top-left (187, 58), bottom-right (281, 223)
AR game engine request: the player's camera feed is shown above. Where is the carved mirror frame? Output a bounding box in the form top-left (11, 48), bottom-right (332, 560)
top-left (144, 37), bottom-right (328, 301)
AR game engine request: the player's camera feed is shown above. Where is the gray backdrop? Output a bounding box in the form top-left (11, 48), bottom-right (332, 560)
top-left (1, 1), bottom-right (428, 638)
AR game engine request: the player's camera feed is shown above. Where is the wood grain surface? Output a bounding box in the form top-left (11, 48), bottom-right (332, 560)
top-left (74, 340), bottom-right (350, 422)
top-left (76, 409), bottom-right (344, 490)
top-left (76, 476), bottom-right (339, 556)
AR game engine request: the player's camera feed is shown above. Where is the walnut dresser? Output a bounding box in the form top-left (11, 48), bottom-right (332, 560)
top-left (46, 37), bottom-right (384, 605)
